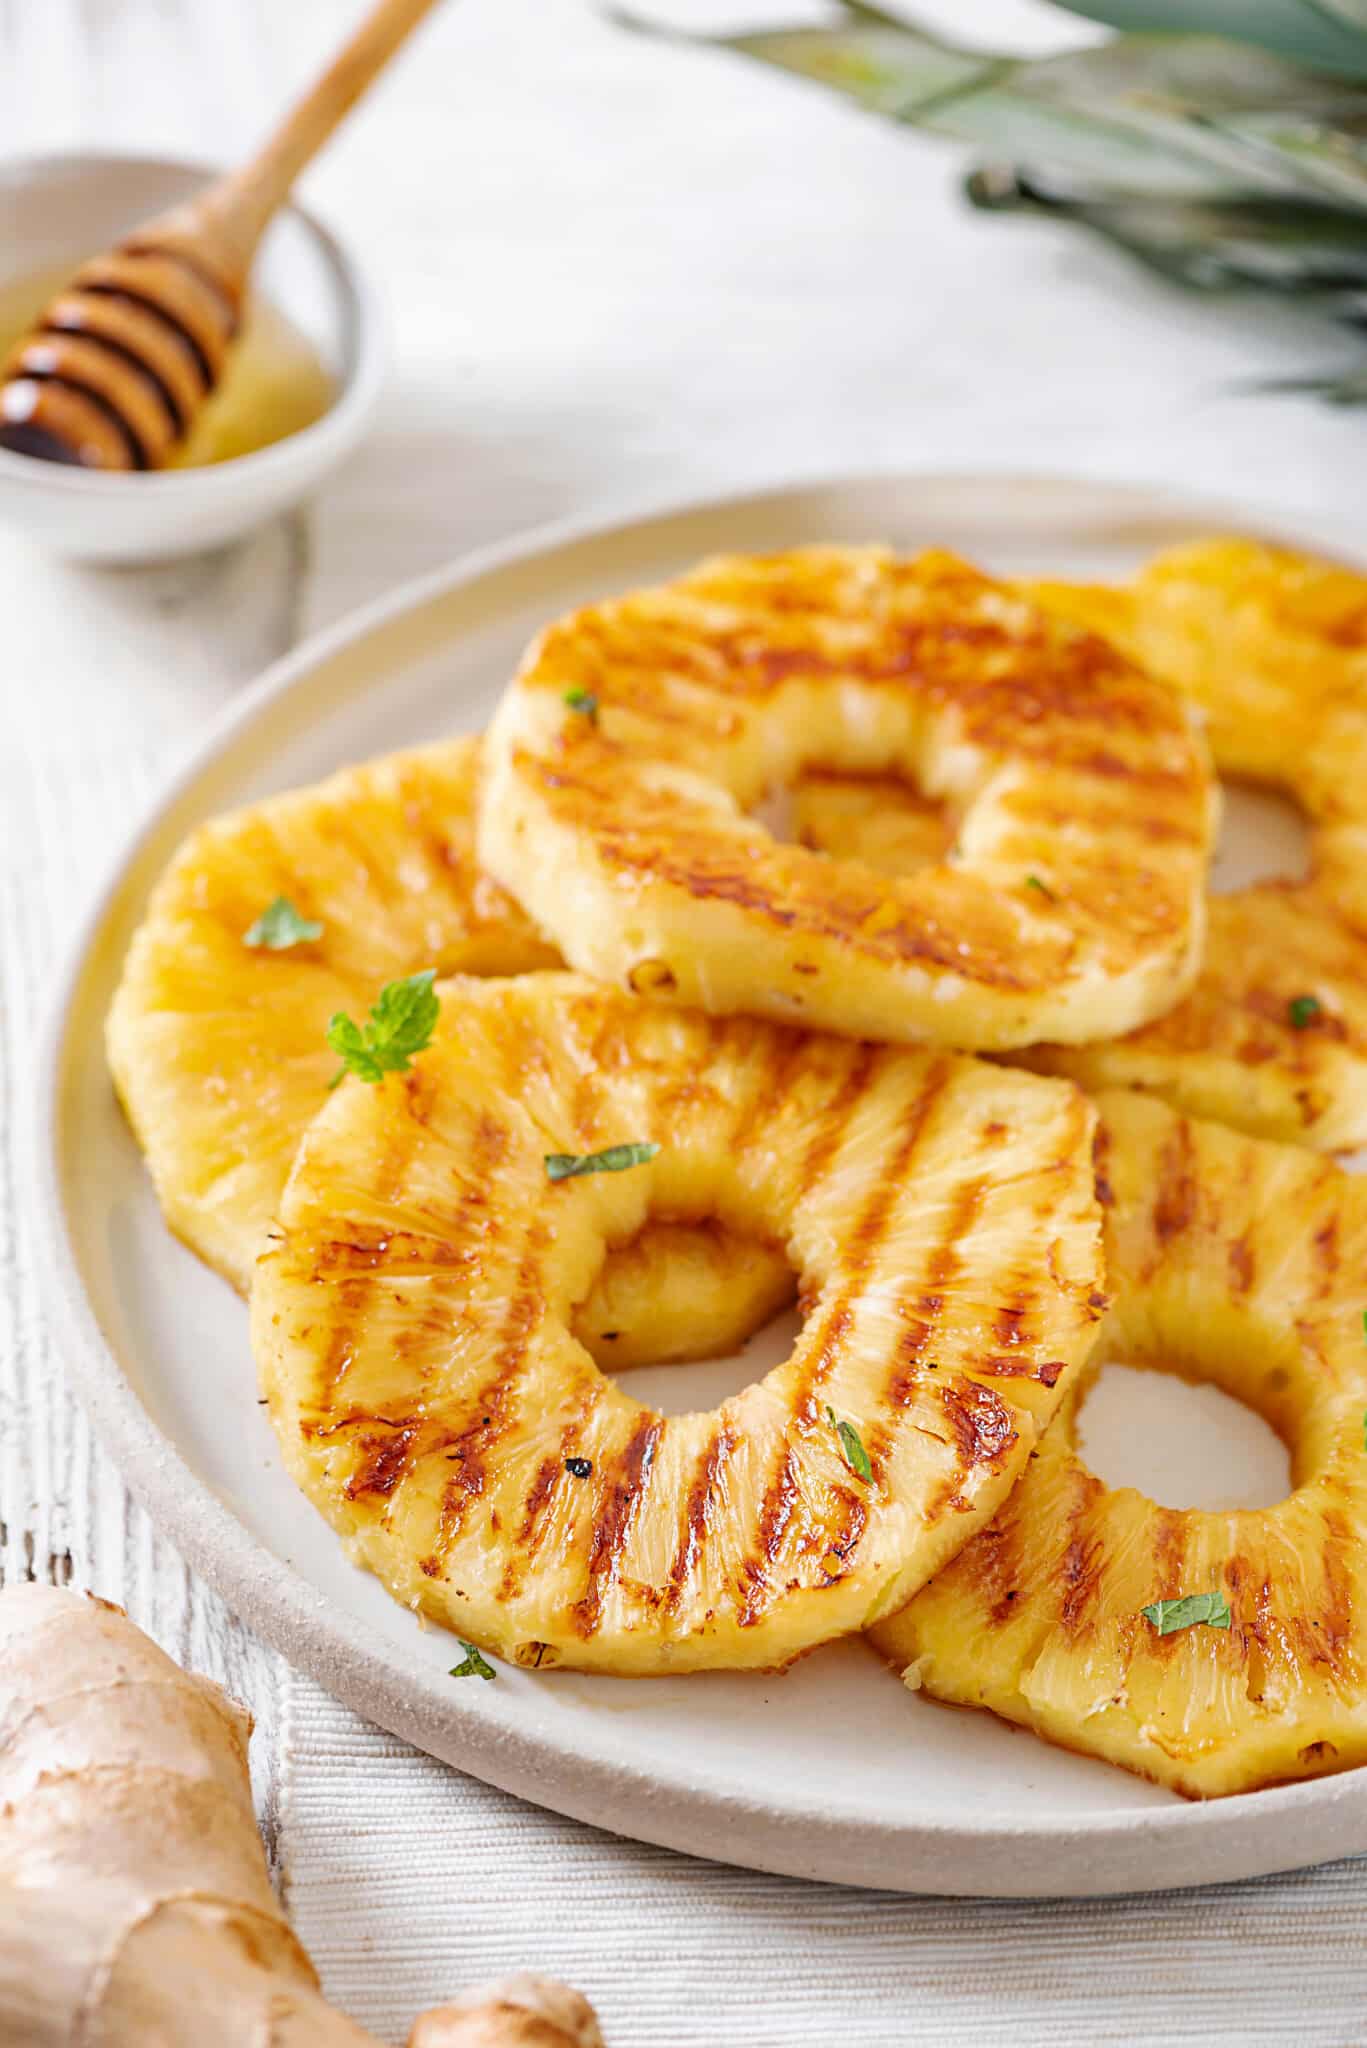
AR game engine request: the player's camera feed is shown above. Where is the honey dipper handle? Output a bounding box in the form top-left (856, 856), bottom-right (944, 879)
top-left (150, 0), bottom-right (444, 285)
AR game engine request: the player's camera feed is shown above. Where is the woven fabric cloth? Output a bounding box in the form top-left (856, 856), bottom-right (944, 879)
top-left (282, 1674), bottom-right (1367, 2047)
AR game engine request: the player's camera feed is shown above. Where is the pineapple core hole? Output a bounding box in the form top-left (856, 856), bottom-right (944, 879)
top-left (622, 1302), bottom-right (804, 1418)
top-left (752, 773), bottom-right (956, 875)
top-left (570, 1221), bottom-right (799, 1415)
top-left (1076, 1363), bottom-right (1292, 1511)
top-left (1211, 780), bottom-right (1312, 895)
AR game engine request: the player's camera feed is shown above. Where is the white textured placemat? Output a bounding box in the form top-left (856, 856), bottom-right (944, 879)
top-left (282, 1677), bottom-right (1367, 2047)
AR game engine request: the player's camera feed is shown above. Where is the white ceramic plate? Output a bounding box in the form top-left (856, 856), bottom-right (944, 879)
top-left (38, 473), bottom-right (1367, 1897)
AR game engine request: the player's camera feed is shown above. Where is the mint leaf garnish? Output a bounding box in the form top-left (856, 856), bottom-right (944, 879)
top-left (243, 895), bottom-right (323, 950)
top-left (450, 1640), bottom-right (497, 1681)
top-left (327, 969), bottom-right (439, 1087)
top-left (545, 1141), bottom-right (658, 1181)
top-left (1140, 1591), bottom-right (1231, 1636)
top-left (826, 1404), bottom-right (872, 1483)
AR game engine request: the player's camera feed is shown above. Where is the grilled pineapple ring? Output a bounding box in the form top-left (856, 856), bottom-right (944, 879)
top-left (873, 1090), bottom-right (1367, 1799)
top-left (478, 548), bottom-right (1215, 1052)
top-left (1021, 540), bottom-right (1367, 1148)
top-left (255, 974), bottom-right (1105, 1676)
top-left (107, 740), bottom-right (555, 1295)
top-left (106, 741), bottom-right (791, 1366)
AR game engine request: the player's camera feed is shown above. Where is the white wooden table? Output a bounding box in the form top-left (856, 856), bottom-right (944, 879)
top-left (5, 3), bottom-right (1367, 2039)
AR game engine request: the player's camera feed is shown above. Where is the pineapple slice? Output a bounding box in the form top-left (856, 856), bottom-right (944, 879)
top-left (107, 740), bottom-right (555, 1296)
top-left (1029, 538), bottom-right (1367, 789)
top-left (106, 741), bottom-right (791, 1366)
top-left (478, 547), bottom-right (1215, 1052)
top-left (872, 1090), bottom-right (1367, 1798)
top-left (1020, 539), bottom-right (1367, 1148)
top-left (254, 973), bottom-right (1105, 1676)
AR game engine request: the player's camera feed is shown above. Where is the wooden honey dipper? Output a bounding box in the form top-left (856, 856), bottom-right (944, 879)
top-left (0, 0), bottom-right (441, 472)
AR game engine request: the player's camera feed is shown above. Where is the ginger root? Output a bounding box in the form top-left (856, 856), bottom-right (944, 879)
top-left (0, 1584), bottom-right (602, 2047)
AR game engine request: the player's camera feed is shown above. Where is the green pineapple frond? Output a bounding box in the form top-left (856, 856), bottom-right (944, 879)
top-left (613, 0), bottom-right (1367, 398)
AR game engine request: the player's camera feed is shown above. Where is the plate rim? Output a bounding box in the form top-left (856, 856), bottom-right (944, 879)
top-left (34, 465), bottom-right (1367, 1897)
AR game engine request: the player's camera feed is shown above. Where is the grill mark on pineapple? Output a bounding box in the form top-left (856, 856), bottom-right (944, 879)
top-left (227, 812), bottom-right (310, 932)
top-left (1141, 1508), bottom-right (1190, 1660)
top-left (1049, 1474), bottom-right (1110, 1638)
top-left (1312, 1208), bottom-right (1341, 1301)
top-left (566, 1008), bottom-right (620, 1149)
top-left (492, 1005), bottom-right (559, 1126)
top-left (312, 1092), bottom-right (424, 1399)
top-left (791, 1043), bottom-right (881, 1198)
top-left (1241, 1569), bottom-right (1278, 1701)
top-left (882, 1171), bottom-right (984, 1410)
top-left (1311, 1506), bottom-right (1354, 1673)
top-left (1228, 1231), bottom-right (1256, 1296)
top-left (939, 1377), bottom-right (1016, 1474)
top-left (847, 1056), bottom-right (957, 1280)
top-left (304, 1234), bottom-right (481, 1278)
top-left (736, 1432), bottom-right (811, 1629)
top-left (886, 1300), bottom-right (940, 1410)
top-left (572, 1415), bottom-right (664, 1637)
top-left (666, 1422), bottom-right (737, 1614)
top-left (314, 798), bottom-right (403, 916)
top-left (994, 1301), bottom-right (1030, 1351)
top-left (975, 1354), bottom-right (1068, 1388)
top-left (344, 1419), bottom-right (425, 1501)
top-left (724, 1024), bottom-right (814, 1162)
top-left (820, 1483), bottom-right (870, 1582)
top-left (1092, 1120), bottom-right (1115, 1210)
top-left (653, 1009), bottom-right (759, 1160)
top-left (965, 1504), bottom-right (1030, 1630)
top-left (635, 850), bottom-right (1042, 985)
top-left (392, 759), bottom-right (474, 879)
top-left (737, 1058), bottom-right (953, 1627)
top-left (1149, 1118), bottom-right (1197, 1265)
top-left (500, 1374), bottom-right (609, 1600)
top-left (420, 1225), bottom-right (550, 1578)
top-left (738, 1291), bottom-right (869, 1628)
top-left (560, 668), bottom-right (723, 740)
top-left (544, 605), bottom-right (738, 730)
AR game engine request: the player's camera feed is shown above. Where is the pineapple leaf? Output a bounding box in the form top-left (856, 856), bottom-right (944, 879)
top-left (545, 1141), bottom-right (659, 1181)
top-left (1261, 359), bottom-right (1367, 401)
top-left (1140, 1590), bottom-right (1232, 1633)
top-left (242, 895), bottom-right (323, 950)
top-left (1315, 0), bottom-right (1367, 31)
top-left (326, 969), bottom-right (440, 1088)
top-left (1050, 1), bottom-right (1367, 78)
top-left (967, 170), bottom-right (1367, 296)
top-left (621, 6), bottom-right (1367, 203)
top-left (450, 1641), bottom-right (497, 1681)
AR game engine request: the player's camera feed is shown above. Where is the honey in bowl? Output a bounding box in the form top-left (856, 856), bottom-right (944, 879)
top-left (0, 262), bottom-right (335, 470)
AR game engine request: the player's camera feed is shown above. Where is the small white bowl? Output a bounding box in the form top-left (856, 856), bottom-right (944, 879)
top-left (0, 153), bottom-right (385, 562)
